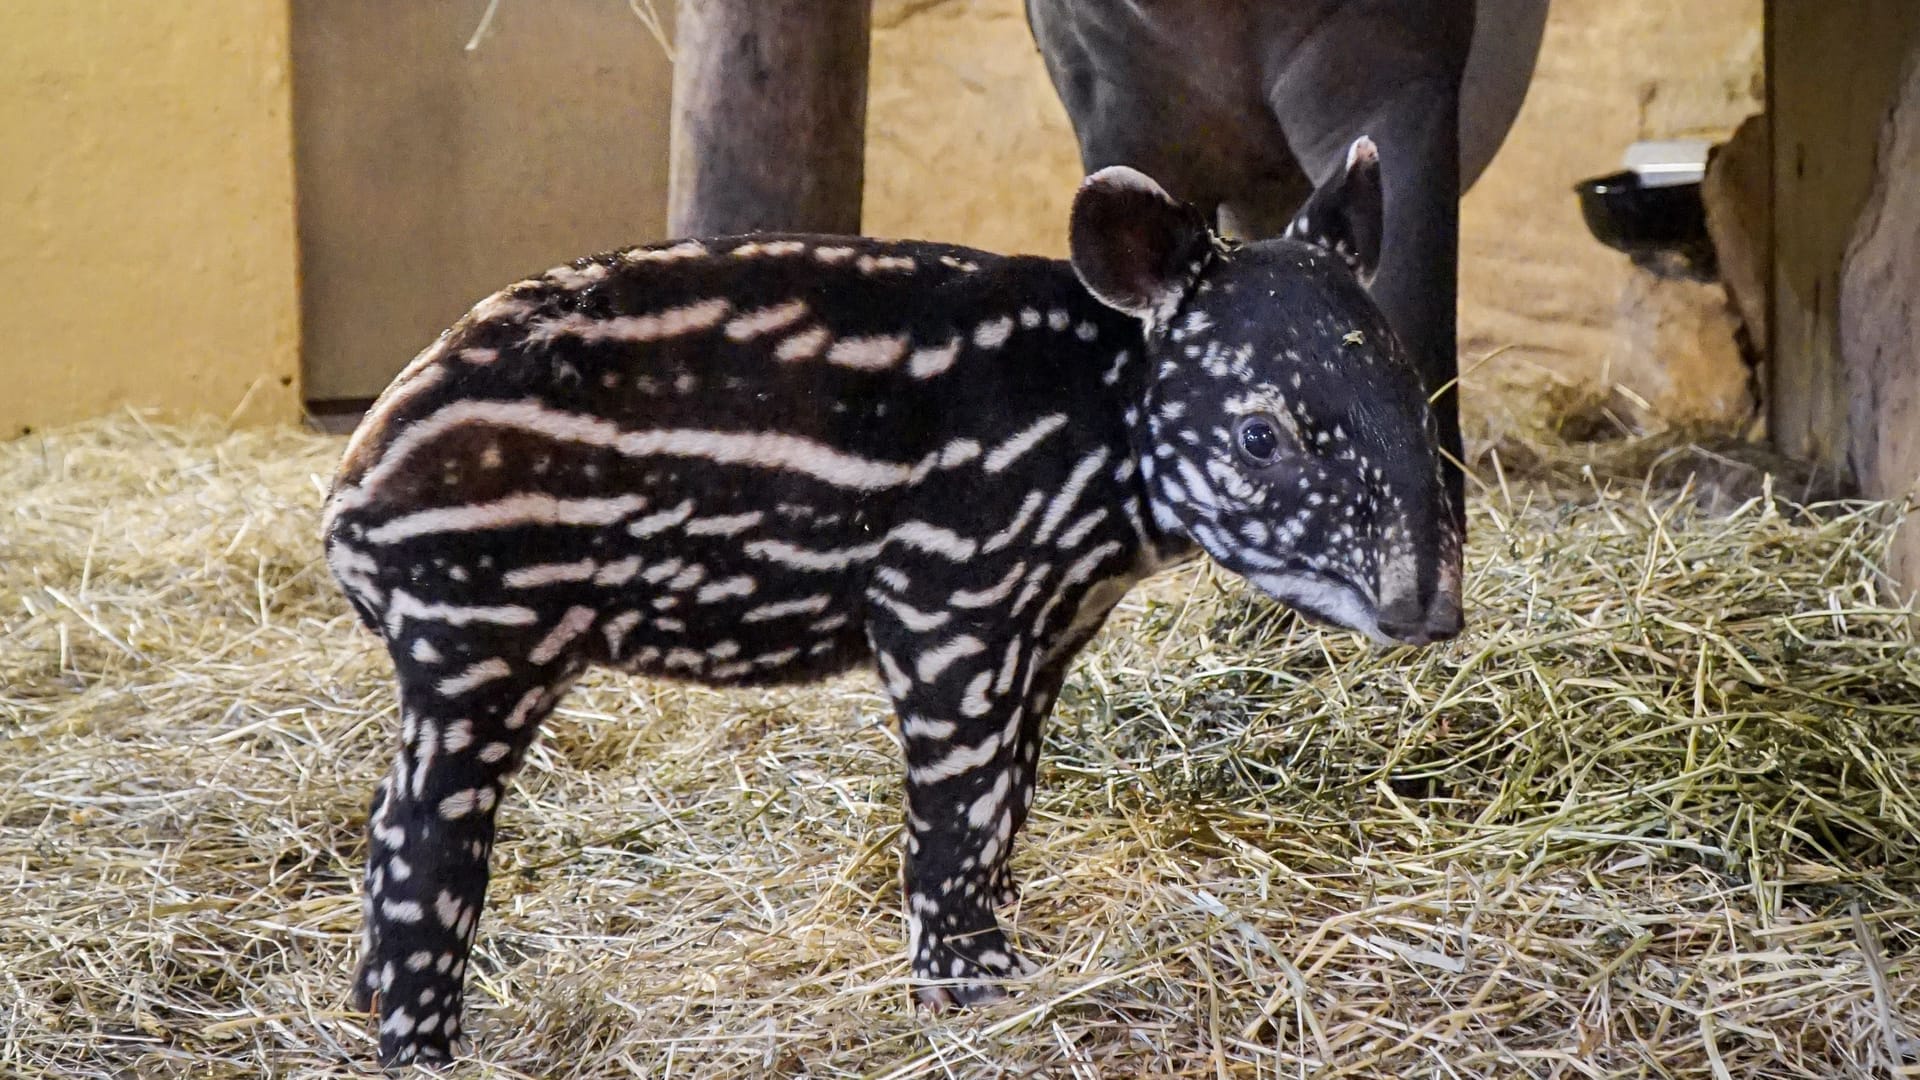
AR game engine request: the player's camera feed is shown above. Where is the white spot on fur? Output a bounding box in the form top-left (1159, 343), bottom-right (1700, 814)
top-left (365, 493), bottom-right (648, 545)
top-left (347, 400), bottom-right (919, 500)
top-left (502, 687), bottom-right (545, 730)
top-left (503, 558), bottom-right (599, 589)
top-left (916, 634), bottom-right (986, 684)
top-left (982, 491), bottom-right (1046, 553)
top-left (684, 510), bottom-right (765, 537)
top-left (857, 253), bottom-right (916, 274)
top-left (827, 333), bottom-right (910, 371)
top-left (436, 658), bottom-right (511, 698)
top-left (526, 298), bottom-right (731, 346)
top-left (888, 521), bottom-right (979, 561)
top-left (972, 316), bottom-right (1014, 350)
top-left (983, 415), bottom-right (1068, 473)
top-left (696, 576), bottom-right (757, 604)
top-left (868, 591), bottom-right (952, 634)
top-left (440, 720), bottom-right (473, 754)
top-left (967, 770), bottom-right (1011, 828)
top-left (724, 300), bottom-right (809, 341)
top-left (908, 730), bottom-right (1003, 784)
top-left (374, 591), bottom-right (529, 641)
top-left (529, 605), bottom-right (595, 665)
top-left (625, 240), bottom-right (708, 263)
top-left (545, 261), bottom-right (610, 289)
top-left (1033, 449), bottom-right (1111, 544)
top-left (629, 499), bottom-right (696, 539)
top-left (381, 899), bottom-right (425, 924)
top-left (902, 715), bottom-right (957, 740)
top-left (950, 562), bottom-right (1026, 608)
top-left (907, 337), bottom-right (962, 379)
top-left (594, 557), bottom-right (642, 586)
top-left (740, 594), bottom-right (833, 623)
top-left (601, 611), bottom-right (641, 657)
top-left (744, 539), bottom-right (884, 572)
top-left (774, 325), bottom-right (832, 362)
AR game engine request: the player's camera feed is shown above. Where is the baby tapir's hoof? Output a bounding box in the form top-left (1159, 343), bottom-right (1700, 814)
top-left (912, 928), bottom-right (1037, 1010)
top-left (351, 956), bottom-right (464, 1068)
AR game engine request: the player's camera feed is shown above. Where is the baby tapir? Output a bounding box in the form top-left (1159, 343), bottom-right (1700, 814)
top-left (324, 137), bottom-right (1462, 1066)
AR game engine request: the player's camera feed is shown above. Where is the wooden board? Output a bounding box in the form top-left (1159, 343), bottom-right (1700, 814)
top-left (1840, 50), bottom-right (1920, 604)
top-left (1765, 0), bottom-right (1920, 472)
top-left (291, 1), bottom-right (675, 402)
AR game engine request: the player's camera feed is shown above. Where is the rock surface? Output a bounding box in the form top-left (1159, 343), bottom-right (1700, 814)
top-left (1703, 113), bottom-right (1771, 360)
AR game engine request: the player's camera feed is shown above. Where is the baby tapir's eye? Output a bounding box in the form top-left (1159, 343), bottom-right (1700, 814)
top-left (1234, 416), bottom-right (1282, 467)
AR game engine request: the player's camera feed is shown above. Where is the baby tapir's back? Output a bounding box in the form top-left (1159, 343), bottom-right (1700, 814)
top-left (323, 234), bottom-right (1144, 689)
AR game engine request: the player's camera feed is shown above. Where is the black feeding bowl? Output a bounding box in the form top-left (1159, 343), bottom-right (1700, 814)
top-left (1574, 169), bottom-right (1710, 258)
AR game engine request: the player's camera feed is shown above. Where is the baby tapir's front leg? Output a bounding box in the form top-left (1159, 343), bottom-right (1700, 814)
top-left (350, 610), bottom-right (582, 1065)
top-left (867, 545), bottom-right (1115, 1004)
top-left (984, 650), bottom-right (1079, 911)
top-left (871, 602), bottom-right (1040, 1005)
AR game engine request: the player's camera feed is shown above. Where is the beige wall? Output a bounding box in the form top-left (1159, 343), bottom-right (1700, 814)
top-left (0, 1), bottom-right (302, 437)
top-left (0, 0), bottom-right (1763, 439)
top-left (866, 0), bottom-right (1081, 256)
top-left (864, 0), bottom-right (1764, 440)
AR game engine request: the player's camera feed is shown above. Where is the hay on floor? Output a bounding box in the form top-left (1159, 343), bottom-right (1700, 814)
top-left (2, 414), bottom-right (1917, 1078)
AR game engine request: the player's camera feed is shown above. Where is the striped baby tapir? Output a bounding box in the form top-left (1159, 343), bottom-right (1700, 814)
top-left (324, 137), bottom-right (1462, 1066)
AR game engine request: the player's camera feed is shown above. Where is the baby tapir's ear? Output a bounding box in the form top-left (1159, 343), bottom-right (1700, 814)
top-left (1069, 166), bottom-right (1212, 321)
top-left (1284, 136), bottom-right (1383, 286)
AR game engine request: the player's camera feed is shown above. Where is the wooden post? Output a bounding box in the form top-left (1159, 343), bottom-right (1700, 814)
top-left (668, 0), bottom-right (872, 238)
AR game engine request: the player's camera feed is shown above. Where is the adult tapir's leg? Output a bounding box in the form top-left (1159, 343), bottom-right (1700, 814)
top-left (1266, 3), bottom-right (1478, 530)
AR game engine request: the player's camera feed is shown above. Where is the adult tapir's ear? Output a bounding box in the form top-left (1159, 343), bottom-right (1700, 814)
top-left (1069, 167), bottom-right (1212, 321)
top-left (1284, 136), bottom-right (1383, 286)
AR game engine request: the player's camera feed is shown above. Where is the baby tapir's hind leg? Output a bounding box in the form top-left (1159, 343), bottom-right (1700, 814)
top-left (350, 605), bottom-right (592, 1066)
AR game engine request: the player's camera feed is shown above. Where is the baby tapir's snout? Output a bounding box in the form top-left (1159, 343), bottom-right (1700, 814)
top-left (1373, 522), bottom-right (1464, 646)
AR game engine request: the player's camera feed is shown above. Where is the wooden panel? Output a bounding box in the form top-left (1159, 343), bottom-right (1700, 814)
top-left (1766, 0), bottom-right (1920, 471)
top-left (292, 1), bottom-right (674, 402)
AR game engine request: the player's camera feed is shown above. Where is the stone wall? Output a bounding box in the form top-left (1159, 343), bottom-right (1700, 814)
top-left (863, 0), bottom-right (1764, 442)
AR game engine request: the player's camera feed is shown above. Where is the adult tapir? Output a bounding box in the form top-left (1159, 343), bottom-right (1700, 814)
top-left (1026, 0), bottom-right (1551, 524)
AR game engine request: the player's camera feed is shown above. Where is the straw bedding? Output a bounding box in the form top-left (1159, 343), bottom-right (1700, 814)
top-left (2, 415), bottom-right (1917, 1078)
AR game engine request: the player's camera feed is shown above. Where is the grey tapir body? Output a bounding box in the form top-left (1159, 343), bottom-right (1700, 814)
top-left (1026, 0), bottom-right (1551, 517)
